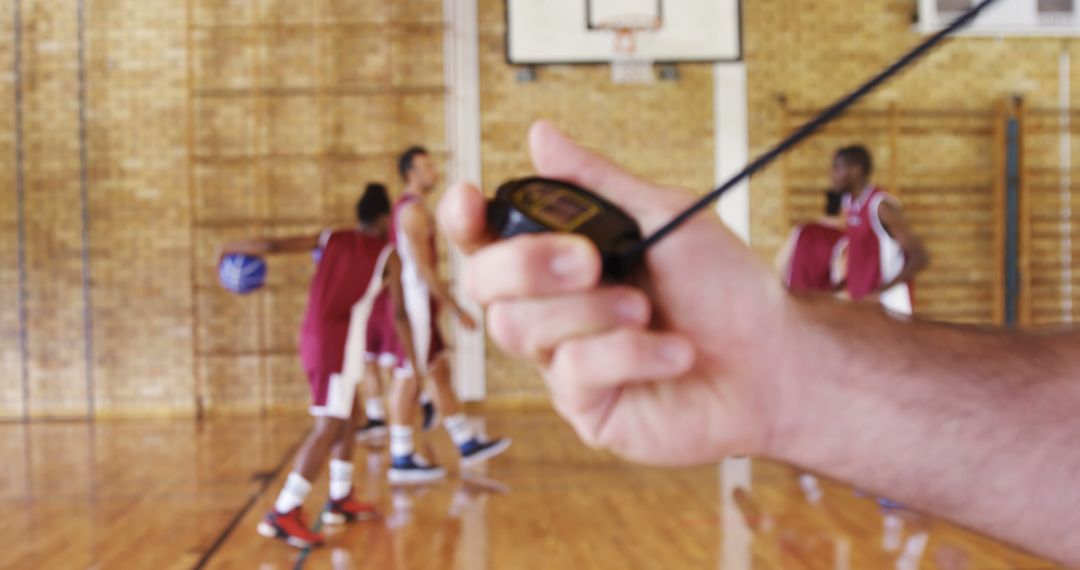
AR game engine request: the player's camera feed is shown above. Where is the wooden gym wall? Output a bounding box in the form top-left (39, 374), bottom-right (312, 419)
top-left (0, 0), bottom-right (191, 419)
top-left (188, 0), bottom-right (446, 416)
top-left (745, 0), bottom-right (1080, 327)
top-left (0, 0), bottom-right (447, 419)
top-left (8, 0), bottom-right (1080, 416)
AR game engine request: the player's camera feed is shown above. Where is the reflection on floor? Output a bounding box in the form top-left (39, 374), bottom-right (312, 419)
top-left (0, 410), bottom-right (1060, 569)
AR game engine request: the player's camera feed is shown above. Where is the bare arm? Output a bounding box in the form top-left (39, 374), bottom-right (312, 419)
top-left (387, 251), bottom-right (421, 376)
top-left (776, 299), bottom-right (1080, 563)
top-left (877, 201), bottom-right (929, 292)
top-left (401, 204), bottom-right (476, 329)
top-left (218, 234), bottom-right (321, 260)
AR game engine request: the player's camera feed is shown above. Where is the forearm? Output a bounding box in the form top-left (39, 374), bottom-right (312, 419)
top-left (772, 298), bottom-right (1080, 564)
top-left (877, 256), bottom-right (927, 293)
top-left (222, 234), bottom-right (319, 257)
top-left (417, 264), bottom-right (459, 312)
top-left (221, 239), bottom-right (272, 256)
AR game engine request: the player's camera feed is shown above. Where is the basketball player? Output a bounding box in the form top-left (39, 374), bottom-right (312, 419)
top-left (832, 146), bottom-right (929, 314)
top-left (386, 146), bottom-right (511, 484)
top-left (776, 190), bottom-right (847, 294)
top-left (219, 186), bottom-right (393, 548)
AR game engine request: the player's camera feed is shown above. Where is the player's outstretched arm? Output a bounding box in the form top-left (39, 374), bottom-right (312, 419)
top-left (218, 234), bottom-right (321, 262)
top-left (437, 120), bottom-right (1080, 566)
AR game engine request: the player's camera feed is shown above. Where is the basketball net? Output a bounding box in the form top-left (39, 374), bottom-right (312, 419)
top-left (597, 17), bottom-right (660, 85)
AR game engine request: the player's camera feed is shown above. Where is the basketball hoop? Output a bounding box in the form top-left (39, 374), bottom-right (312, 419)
top-left (594, 16), bottom-right (661, 85)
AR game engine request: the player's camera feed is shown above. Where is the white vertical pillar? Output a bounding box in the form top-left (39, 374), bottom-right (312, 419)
top-left (714, 63), bottom-right (751, 244)
top-left (444, 0), bottom-right (486, 400)
top-left (720, 457), bottom-right (753, 570)
top-left (714, 60), bottom-right (753, 570)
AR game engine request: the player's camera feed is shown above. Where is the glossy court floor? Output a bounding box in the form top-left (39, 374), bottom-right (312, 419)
top-left (0, 410), bottom-right (1059, 569)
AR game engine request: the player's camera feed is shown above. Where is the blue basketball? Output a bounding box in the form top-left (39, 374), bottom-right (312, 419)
top-left (219, 254), bottom-right (267, 295)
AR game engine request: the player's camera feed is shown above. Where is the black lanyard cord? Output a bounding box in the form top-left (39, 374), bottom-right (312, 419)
top-left (624, 0), bottom-right (1002, 263)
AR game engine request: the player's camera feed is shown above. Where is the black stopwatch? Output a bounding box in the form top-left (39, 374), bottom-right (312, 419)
top-left (487, 177), bottom-right (643, 280)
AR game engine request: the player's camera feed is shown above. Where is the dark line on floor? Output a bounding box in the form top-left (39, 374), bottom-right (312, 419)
top-left (191, 431), bottom-right (306, 570)
top-left (291, 507), bottom-right (326, 570)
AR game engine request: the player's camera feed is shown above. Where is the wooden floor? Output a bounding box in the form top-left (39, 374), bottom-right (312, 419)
top-left (0, 411), bottom-right (1058, 569)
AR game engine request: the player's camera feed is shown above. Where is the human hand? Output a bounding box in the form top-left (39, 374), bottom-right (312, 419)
top-left (438, 121), bottom-right (798, 466)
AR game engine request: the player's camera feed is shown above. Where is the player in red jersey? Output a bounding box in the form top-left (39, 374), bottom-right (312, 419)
top-left (219, 185), bottom-right (392, 548)
top-left (776, 190), bottom-right (847, 295)
top-left (833, 146), bottom-right (928, 315)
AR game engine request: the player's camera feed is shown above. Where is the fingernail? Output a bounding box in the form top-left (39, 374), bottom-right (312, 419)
top-left (550, 239), bottom-right (594, 283)
top-left (616, 294), bottom-right (649, 324)
top-left (660, 339), bottom-right (694, 369)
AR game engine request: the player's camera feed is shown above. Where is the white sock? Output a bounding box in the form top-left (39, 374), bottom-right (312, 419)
top-left (365, 398), bottom-right (385, 422)
top-left (444, 414), bottom-right (475, 446)
top-left (390, 424), bottom-right (414, 459)
top-left (274, 472), bottom-right (312, 514)
top-left (420, 391), bottom-right (433, 405)
top-left (328, 459), bottom-right (354, 501)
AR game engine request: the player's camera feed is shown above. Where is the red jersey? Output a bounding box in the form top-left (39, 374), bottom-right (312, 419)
top-left (783, 222), bottom-right (846, 293)
top-left (843, 187), bottom-right (913, 314)
top-left (299, 229), bottom-right (389, 375)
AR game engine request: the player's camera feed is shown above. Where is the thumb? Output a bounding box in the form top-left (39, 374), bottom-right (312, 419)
top-left (527, 121), bottom-right (689, 230)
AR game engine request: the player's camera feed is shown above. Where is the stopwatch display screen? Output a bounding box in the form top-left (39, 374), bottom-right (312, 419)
top-left (527, 188), bottom-right (600, 231)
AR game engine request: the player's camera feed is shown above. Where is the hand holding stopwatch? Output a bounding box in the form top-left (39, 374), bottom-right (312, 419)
top-left (483, 0), bottom-right (998, 276)
top-left (486, 177), bottom-right (642, 280)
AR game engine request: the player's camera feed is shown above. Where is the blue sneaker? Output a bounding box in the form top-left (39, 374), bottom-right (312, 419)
top-left (388, 454), bottom-right (446, 485)
top-left (421, 400), bottom-right (438, 432)
top-left (459, 437), bottom-right (512, 468)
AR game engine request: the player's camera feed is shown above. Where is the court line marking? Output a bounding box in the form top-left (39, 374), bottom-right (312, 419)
top-left (192, 430), bottom-right (307, 570)
top-left (291, 507), bottom-right (326, 570)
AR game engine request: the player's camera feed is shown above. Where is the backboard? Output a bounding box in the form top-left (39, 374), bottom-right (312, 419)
top-left (506, 0), bottom-right (742, 64)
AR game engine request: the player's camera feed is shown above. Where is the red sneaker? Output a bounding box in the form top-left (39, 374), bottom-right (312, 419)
top-left (322, 492), bottom-right (378, 524)
top-left (257, 507), bottom-right (325, 549)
